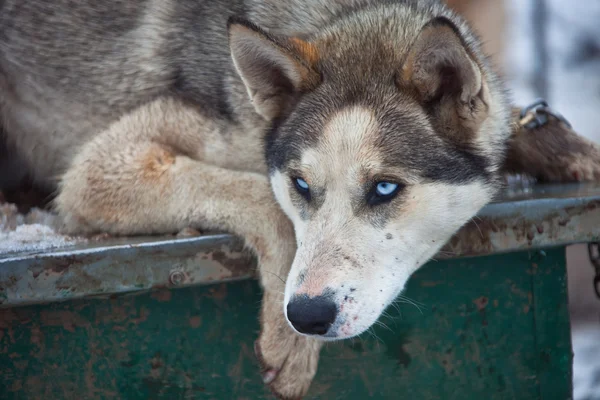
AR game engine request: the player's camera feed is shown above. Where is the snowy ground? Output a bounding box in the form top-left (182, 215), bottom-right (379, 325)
top-left (0, 202), bottom-right (83, 254)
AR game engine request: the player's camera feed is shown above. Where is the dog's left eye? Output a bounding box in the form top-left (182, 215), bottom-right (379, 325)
top-left (295, 177), bottom-right (309, 191)
top-left (292, 177), bottom-right (311, 200)
top-left (376, 182), bottom-right (398, 196)
top-left (368, 181), bottom-right (402, 205)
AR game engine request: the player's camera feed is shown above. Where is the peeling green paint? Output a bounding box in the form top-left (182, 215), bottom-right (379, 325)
top-left (0, 248), bottom-right (571, 399)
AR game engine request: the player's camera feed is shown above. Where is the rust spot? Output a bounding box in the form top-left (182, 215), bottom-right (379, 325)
top-left (211, 246), bottom-right (255, 277)
top-left (421, 281), bottom-right (445, 287)
top-left (189, 316), bottom-right (202, 328)
top-left (10, 380), bottom-right (23, 392)
top-left (438, 354), bottom-right (455, 375)
top-left (150, 352), bottom-right (164, 370)
top-left (2, 275), bottom-right (19, 290)
top-left (131, 308), bottom-right (149, 324)
top-left (558, 218), bottom-right (569, 227)
top-left (396, 344), bottom-right (412, 368)
top-left (151, 290), bottom-right (172, 302)
top-left (39, 310), bottom-right (90, 332)
top-left (51, 256), bottom-right (79, 274)
top-left (473, 296), bottom-right (488, 311)
top-left (526, 231), bottom-right (535, 241)
top-left (206, 284), bottom-right (228, 301)
top-left (151, 283), bottom-right (168, 291)
top-left (440, 199), bottom-right (600, 258)
top-left (29, 325), bottom-right (43, 347)
top-left (31, 267), bottom-right (43, 279)
top-left (510, 284), bottom-right (530, 299)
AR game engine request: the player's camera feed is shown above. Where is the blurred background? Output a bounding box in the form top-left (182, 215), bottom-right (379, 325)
top-left (446, 1), bottom-right (600, 399)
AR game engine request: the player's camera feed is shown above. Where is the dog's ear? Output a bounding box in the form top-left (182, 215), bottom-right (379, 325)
top-left (400, 17), bottom-right (490, 142)
top-left (228, 17), bottom-right (320, 120)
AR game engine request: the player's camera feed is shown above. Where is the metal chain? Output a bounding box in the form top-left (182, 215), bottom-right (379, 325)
top-left (518, 99), bottom-right (572, 130)
top-left (588, 242), bottom-right (600, 299)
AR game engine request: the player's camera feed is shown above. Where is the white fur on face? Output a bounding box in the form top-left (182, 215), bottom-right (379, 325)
top-left (270, 106), bottom-right (495, 340)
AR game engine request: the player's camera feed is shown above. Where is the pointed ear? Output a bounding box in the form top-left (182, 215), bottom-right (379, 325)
top-left (400, 17), bottom-right (490, 141)
top-left (227, 17), bottom-right (321, 120)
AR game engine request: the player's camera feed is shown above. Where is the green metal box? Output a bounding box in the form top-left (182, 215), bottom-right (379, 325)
top-left (1, 183), bottom-right (599, 399)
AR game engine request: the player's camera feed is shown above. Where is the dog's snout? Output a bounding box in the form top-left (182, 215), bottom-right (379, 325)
top-left (286, 295), bottom-right (337, 336)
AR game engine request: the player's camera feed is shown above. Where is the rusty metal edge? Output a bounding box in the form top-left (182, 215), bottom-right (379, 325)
top-left (0, 234), bottom-right (256, 308)
top-left (441, 196), bottom-right (600, 259)
top-left (1, 184), bottom-right (600, 308)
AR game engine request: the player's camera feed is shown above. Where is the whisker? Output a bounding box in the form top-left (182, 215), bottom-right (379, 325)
top-left (260, 269), bottom-right (286, 284)
top-left (395, 296), bottom-right (425, 314)
top-left (374, 320), bottom-right (393, 332)
top-left (470, 217), bottom-right (484, 239)
top-left (397, 295), bottom-right (425, 307)
top-left (436, 250), bottom-right (458, 257)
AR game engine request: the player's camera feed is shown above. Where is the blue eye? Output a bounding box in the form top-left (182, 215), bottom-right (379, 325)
top-left (375, 182), bottom-right (399, 196)
top-left (295, 177), bottom-right (309, 191)
top-left (368, 181), bottom-right (402, 206)
top-left (293, 177), bottom-right (311, 200)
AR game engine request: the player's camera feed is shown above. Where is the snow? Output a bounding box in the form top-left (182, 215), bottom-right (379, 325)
top-left (0, 203), bottom-right (83, 254)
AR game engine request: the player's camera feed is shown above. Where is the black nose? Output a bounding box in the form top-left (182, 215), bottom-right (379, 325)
top-left (286, 295), bottom-right (338, 335)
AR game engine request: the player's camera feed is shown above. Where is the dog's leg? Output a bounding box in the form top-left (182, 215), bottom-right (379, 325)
top-left (55, 98), bottom-right (321, 399)
top-left (255, 290), bottom-right (322, 399)
top-left (503, 107), bottom-right (600, 182)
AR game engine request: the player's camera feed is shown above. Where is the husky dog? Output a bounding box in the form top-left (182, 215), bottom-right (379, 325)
top-left (1, 0), bottom-right (599, 398)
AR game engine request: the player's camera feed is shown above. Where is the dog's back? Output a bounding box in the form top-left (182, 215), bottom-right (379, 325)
top-left (0, 0), bottom-right (251, 184)
top-left (0, 0), bottom-right (397, 187)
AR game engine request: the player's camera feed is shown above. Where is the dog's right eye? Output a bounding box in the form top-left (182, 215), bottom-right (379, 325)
top-left (292, 177), bottom-right (311, 200)
top-left (367, 181), bottom-right (402, 206)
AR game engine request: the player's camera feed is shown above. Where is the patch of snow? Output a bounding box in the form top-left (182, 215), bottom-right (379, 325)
top-left (0, 223), bottom-right (81, 254)
top-left (0, 202), bottom-right (84, 254)
top-left (572, 323), bottom-right (600, 400)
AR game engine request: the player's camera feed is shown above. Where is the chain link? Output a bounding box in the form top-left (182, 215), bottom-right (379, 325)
top-left (588, 242), bottom-right (600, 299)
top-left (518, 99), bottom-right (572, 130)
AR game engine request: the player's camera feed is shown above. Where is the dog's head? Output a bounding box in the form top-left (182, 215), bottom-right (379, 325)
top-left (228, 3), bottom-right (510, 340)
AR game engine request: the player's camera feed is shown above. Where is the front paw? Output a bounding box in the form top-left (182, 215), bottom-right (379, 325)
top-left (506, 106), bottom-right (600, 183)
top-left (561, 151), bottom-right (600, 182)
top-left (256, 291), bottom-right (322, 399)
top-left (255, 330), bottom-right (321, 399)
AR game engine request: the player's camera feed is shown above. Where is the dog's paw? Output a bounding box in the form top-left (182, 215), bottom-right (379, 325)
top-left (255, 290), bottom-right (322, 399)
top-left (254, 330), bottom-right (321, 399)
top-left (505, 111), bottom-right (600, 183)
top-left (54, 211), bottom-right (95, 236)
top-left (562, 154), bottom-right (600, 182)
top-left (535, 135), bottom-right (600, 183)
